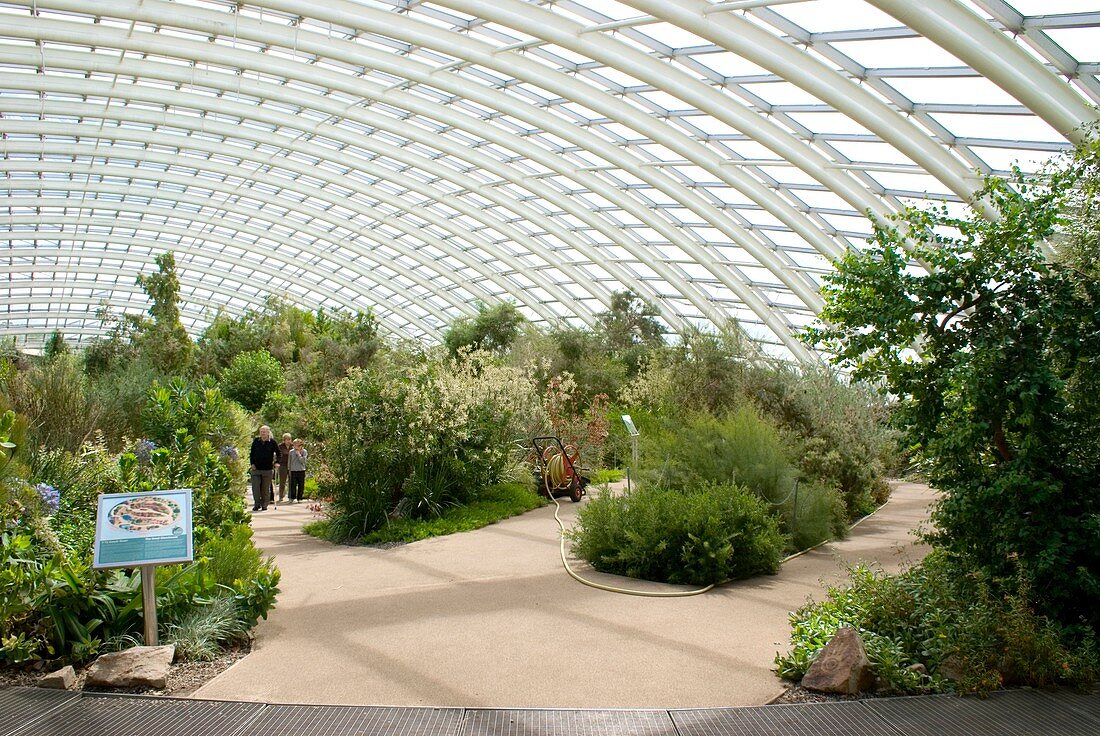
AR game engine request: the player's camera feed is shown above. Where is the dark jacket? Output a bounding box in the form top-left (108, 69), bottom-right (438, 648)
top-left (250, 437), bottom-right (280, 471)
top-left (276, 441), bottom-right (293, 468)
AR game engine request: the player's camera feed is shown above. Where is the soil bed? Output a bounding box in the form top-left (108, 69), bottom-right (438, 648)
top-left (0, 643), bottom-right (249, 697)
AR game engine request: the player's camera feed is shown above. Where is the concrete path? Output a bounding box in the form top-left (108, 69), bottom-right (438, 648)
top-left (193, 482), bottom-right (935, 709)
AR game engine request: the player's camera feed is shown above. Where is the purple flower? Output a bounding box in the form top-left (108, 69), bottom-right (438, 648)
top-left (35, 483), bottom-right (60, 514)
top-left (134, 439), bottom-right (156, 464)
top-left (220, 445), bottom-right (239, 462)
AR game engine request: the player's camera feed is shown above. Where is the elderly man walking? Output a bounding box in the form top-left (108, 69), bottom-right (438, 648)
top-left (249, 425), bottom-right (280, 512)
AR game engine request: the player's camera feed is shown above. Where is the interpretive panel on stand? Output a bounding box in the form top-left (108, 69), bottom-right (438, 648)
top-left (92, 489), bottom-right (193, 568)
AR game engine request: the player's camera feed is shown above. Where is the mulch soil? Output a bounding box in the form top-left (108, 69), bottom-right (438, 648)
top-left (0, 643), bottom-right (249, 697)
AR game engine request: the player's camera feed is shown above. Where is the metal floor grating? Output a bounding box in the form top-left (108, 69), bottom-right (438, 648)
top-left (672, 701), bottom-right (902, 736)
top-left (460, 709), bottom-right (677, 736)
top-left (7, 693), bottom-right (265, 736)
top-left (860, 689), bottom-right (1100, 736)
top-left (248, 704), bottom-right (465, 736)
top-left (0, 688), bottom-right (79, 736)
top-left (2, 686), bottom-right (1099, 736)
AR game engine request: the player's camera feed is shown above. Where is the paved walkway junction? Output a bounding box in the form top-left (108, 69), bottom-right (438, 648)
top-left (2, 684), bottom-right (1098, 735)
top-left (195, 482), bottom-right (934, 708)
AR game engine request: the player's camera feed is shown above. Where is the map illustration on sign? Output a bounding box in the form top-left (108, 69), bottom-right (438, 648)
top-left (93, 489), bottom-right (193, 569)
top-left (107, 496), bottom-right (182, 534)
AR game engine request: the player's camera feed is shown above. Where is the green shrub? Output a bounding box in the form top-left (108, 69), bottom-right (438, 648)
top-left (786, 481), bottom-right (848, 551)
top-left (776, 551), bottom-right (1099, 694)
top-left (804, 142), bottom-right (1100, 627)
top-left (568, 483), bottom-right (785, 585)
top-left (0, 354), bottom-right (103, 453)
top-left (0, 531), bottom-right (133, 665)
top-left (199, 524), bottom-right (266, 588)
top-left (143, 377), bottom-right (247, 455)
top-left (198, 523), bottom-right (280, 628)
top-left (86, 358), bottom-right (166, 448)
top-left (638, 407), bottom-right (796, 504)
top-left (589, 468), bottom-right (624, 485)
top-left (220, 349), bottom-right (284, 413)
top-left (319, 352), bottom-right (542, 541)
top-left (31, 443), bottom-right (121, 557)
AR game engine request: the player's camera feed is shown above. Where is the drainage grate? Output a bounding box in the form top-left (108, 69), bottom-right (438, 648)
top-left (246, 704), bottom-right (464, 736)
top-left (672, 702), bottom-right (903, 736)
top-left (7, 694), bottom-right (264, 736)
top-left (1037, 685), bottom-right (1100, 727)
top-left (861, 690), bottom-right (1100, 736)
top-left (461, 709), bottom-right (677, 736)
top-left (0, 687), bottom-right (81, 736)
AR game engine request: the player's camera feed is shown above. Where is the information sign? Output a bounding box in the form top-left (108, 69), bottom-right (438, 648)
top-left (93, 489), bottom-right (194, 569)
top-left (621, 414), bottom-right (640, 437)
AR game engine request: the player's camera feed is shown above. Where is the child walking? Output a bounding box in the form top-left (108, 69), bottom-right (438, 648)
top-left (288, 438), bottom-right (308, 503)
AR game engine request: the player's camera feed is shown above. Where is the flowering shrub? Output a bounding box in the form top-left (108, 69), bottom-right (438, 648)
top-left (134, 439), bottom-right (156, 464)
top-left (34, 483), bottom-right (59, 514)
top-left (320, 350), bottom-right (543, 541)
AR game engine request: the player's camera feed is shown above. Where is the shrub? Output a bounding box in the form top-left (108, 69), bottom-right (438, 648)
top-left (632, 407), bottom-right (843, 552)
top-left (319, 351), bottom-right (542, 541)
top-left (86, 358), bottom-right (167, 448)
top-left (142, 377), bottom-right (247, 456)
top-left (568, 483), bottom-right (785, 585)
top-left (776, 551), bottom-right (1099, 694)
top-left (638, 407), bottom-right (796, 503)
top-left (0, 354), bottom-right (103, 452)
top-left (200, 524), bottom-right (267, 588)
top-left (786, 481), bottom-right (848, 551)
top-left (30, 442), bottom-right (122, 557)
top-left (220, 350), bottom-right (284, 413)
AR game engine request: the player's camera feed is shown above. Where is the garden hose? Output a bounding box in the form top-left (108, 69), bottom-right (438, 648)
top-left (544, 473), bottom-right (715, 598)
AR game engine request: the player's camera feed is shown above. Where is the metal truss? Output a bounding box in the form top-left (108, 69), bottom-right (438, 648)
top-left (0, 0), bottom-right (1096, 359)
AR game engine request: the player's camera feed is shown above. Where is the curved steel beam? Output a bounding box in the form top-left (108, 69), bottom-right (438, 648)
top-left (624, 0), bottom-right (985, 203)
top-left (5, 3), bottom-right (817, 358)
top-left (0, 45), bottom-right (695, 332)
top-left (0, 98), bottom-right (573, 329)
top-left (0, 223), bottom-right (431, 336)
top-left (868, 0), bottom-right (1099, 143)
top-left (1, 199), bottom-right (460, 328)
top-left (0, 240), bottom-right (423, 339)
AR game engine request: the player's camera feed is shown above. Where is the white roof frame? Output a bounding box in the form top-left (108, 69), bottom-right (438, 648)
top-left (0, 0), bottom-right (1095, 359)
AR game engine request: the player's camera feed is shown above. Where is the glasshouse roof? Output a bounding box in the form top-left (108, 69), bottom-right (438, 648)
top-left (2, 0), bottom-right (1098, 360)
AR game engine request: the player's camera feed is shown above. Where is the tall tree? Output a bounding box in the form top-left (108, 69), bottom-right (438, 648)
top-left (806, 139), bottom-right (1100, 628)
top-left (135, 252), bottom-right (194, 375)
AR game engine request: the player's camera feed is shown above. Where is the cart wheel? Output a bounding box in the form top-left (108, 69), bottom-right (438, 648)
top-left (569, 479), bottom-right (584, 503)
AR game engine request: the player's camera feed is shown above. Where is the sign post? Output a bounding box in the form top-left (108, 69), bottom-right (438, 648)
top-left (621, 415), bottom-right (640, 494)
top-left (93, 489), bottom-right (194, 647)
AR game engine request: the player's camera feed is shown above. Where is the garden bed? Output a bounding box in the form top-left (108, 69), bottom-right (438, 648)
top-left (0, 642), bottom-right (250, 697)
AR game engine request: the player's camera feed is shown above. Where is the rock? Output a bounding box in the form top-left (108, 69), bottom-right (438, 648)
top-left (38, 665), bottom-right (76, 690)
top-left (937, 655), bottom-right (966, 682)
top-left (801, 627), bottom-right (874, 695)
top-left (84, 645), bottom-right (176, 690)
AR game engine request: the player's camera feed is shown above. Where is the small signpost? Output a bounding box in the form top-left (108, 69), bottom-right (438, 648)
top-left (622, 414), bottom-right (640, 493)
top-left (93, 489), bottom-right (194, 646)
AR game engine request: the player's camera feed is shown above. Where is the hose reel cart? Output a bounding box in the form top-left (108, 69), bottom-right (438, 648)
top-left (531, 436), bottom-right (589, 503)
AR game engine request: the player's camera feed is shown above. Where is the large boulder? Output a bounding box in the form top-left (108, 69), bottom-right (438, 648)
top-left (801, 627), bottom-right (874, 695)
top-left (84, 645), bottom-right (176, 690)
